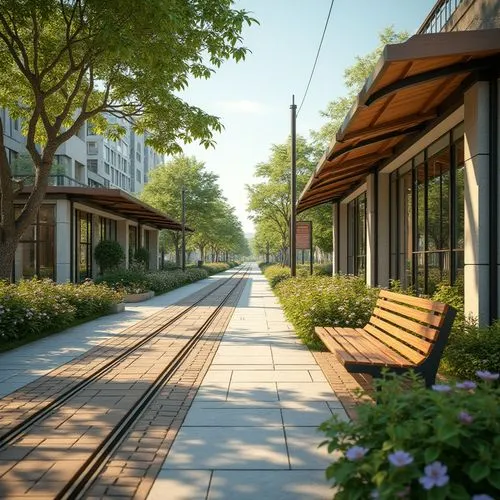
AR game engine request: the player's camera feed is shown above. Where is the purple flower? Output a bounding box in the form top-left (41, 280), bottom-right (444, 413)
top-left (388, 450), bottom-right (414, 467)
top-left (419, 461), bottom-right (449, 490)
top-left (458, 411), bottom-right (473, 424)
top-left (456, 380), bottom-right (477, 390)
top-left (432, 384), bottom-right (452, 392)
top-left (476, 370), bottom-right (499, 381)
top-left (472, 495), bottom-right (494, 500)
top-left (345, 445), bottom-right (369, 461)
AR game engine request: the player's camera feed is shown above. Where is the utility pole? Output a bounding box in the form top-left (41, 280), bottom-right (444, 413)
top-left (181, 187), bottom-right (186, 272)
top-left (290, 95), bottom-right (297, 277)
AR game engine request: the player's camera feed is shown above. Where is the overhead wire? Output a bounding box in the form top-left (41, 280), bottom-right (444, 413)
top-left (296, 0), bottom-right (335, 117)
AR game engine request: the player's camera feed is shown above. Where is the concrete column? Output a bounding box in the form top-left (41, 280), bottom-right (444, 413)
top-left (117, 220), bottom-right (128, 268)
top-left (377, 173), bottom-right (390, 287)
top-left (338, 202), bottom-right (348, 274)
top-left (56, 200), bottom-right (71, 282)
top-left (464, 81), bottom-right (490, 325)
top-left (149, 230), bottom-right (159, 271)
top-left (332, 203), bottom-right (339, 275)
top-left (496, 77), bottom-right (500, 319)
top-left (366, 174), bottom-right (376, 287)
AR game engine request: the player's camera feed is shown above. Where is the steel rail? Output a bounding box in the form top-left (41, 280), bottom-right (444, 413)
top-left (57, 264), bottom-right (250, 500)
top-left (0, 265), bottom-right (249, 450)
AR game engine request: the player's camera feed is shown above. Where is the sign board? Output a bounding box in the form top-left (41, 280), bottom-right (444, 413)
top-left (296, 221), bottom-right (312, 250)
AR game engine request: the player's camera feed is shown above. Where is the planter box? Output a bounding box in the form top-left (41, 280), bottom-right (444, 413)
top-left (109, 302), bottom-right (126, 314)
top-left (123, 290), bottom-right (155, 303)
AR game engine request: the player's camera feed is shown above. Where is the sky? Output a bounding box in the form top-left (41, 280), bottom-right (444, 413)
top-left (178, 0), bottom-right (437, 235)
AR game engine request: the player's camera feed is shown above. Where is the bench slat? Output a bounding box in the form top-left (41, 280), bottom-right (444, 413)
top-left (356, 329), bottom-right (413, 368)
top-left (379, 289), bottom-right (447, 313)
top-left (330, 327), bottom-right (391, 365)
top-left (326, 328), bottom-right (373, 364)
top-left (369, 315), bottom-right (432, 355)
top-left (371, 307), bottom-right (439, 343)
top-left (375, 299), bottom-right (444, 329)
top-left (364, 322), bottom-right (425, 365)
top-left (315, 327), bottom-right (357, 364)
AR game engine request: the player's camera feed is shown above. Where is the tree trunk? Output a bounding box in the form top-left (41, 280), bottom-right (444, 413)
top-left (0, 238), bottom-right (17, 281)
top-left (175, 243), bottom-right (181, 266)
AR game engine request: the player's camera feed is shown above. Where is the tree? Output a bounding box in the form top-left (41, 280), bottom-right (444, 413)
top-left (140, 156), bottom-right (222, 265)
top-left (247, 136), bottom-right (317, 263)
top-left (311, 27), bottom-right (409, 151)
top-left (0, 0), bottom-right (257, 279)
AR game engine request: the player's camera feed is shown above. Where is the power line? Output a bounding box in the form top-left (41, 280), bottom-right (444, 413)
top-left (296, 0), bottom-right (335, 117)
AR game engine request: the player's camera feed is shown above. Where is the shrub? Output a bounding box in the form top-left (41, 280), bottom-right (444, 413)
top-left (441, 321), bottom-right (500, 381)
top-left (320, 371), bottom-right (500, 499)
top-left (94, 240), bottom-right (125, 274)
top-left (275, 274), bottom-right (379, 346)
top-left (313, 263), bottom-right (332, 276)
top-left (133, 247), bottom-right (150, 269)
top-left (201, 262), bottom-right (230, 275)
top-left (96, 268), bottom-right (149, 294)
top-left (263, 264), bottom-right (291, 288)
top-left (0, 278), bottom-right (122, 344)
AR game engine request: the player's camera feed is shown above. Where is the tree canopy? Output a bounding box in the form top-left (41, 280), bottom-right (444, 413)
top-left (0, 0), bottom-right (257, 278)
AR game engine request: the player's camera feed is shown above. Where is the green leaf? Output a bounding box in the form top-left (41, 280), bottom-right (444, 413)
top-left (468, 461), bottom-right (490, 482)
top-left (488, 469), bottom-right (500, 489)
top-left (424, 446), bottom-right (441, 463)
top-left (448, 484), bottom-right (470, 500)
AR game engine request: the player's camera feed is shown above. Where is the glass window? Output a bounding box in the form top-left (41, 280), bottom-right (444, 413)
top-left (347, 193), bottom-right (366, 279)
top-left (78, 211), bottom-right (93, 281)
top-left (16, 205), bottom-right (55, 279)
top-left (390, 126), bottom-right (464, 295)
top-left (100, 217), bottom-right (117, 241)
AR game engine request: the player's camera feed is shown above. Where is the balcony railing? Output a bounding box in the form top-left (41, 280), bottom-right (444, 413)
top-left (16, 174), bottom-right (88, 187)
top-left (418, 0), bottom-right (465, 34)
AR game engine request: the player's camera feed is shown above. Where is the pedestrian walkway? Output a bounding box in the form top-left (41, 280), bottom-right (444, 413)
top-left (148, 264), bottom-right (343, 499)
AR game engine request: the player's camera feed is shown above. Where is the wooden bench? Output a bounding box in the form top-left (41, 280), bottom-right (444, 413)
top-left (315, 289), bottom-right (456, 387)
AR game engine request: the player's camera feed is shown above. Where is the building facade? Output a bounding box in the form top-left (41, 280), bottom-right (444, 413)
top-left (298, 0), bottom-right (500, 325)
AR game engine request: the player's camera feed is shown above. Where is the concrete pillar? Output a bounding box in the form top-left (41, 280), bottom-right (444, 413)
top-left (366, 174), bottom-right (377, 287)
top-left (149, 230), bottom-right (159, 271)
top-left (464, 81), bottom-right (490, 325)
top-left (338, 202), bottom-right (348, 274)
top-left (332, 203), bottom-right (339, 275)
top-left (496, 77), bottom-right (500, 319)
top-left (56, 200), bottom-right (71, 282)
top-left (117, 220), bottom-right (128, 268)
top-left (377, 173), bottom-right (390, 287)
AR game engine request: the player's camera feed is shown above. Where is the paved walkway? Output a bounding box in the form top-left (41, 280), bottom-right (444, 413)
top-left (148, 264), bottom-right (343, 499)
top-left (0, 264), bottom-right (344, 499)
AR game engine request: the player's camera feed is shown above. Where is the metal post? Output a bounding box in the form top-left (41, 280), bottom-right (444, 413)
top-left (181, 187), bottom-right (186, 272)
top-left (290, 96), bottom-right (297, 277)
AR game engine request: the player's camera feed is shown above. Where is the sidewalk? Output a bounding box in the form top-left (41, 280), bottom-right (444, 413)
top-left (147, 264), bottom-right (343, 499)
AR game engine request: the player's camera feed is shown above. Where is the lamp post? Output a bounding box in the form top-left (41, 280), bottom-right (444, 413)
top-left (290, 95), bottom-right (297, 277)
top-left (181, 187), bottom-right (186, 272)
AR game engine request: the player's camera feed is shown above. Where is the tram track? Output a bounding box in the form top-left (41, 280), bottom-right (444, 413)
top-left (0, 264), bottom-right (250, 499)
top-left (0, 265), bottom-right (248, 451)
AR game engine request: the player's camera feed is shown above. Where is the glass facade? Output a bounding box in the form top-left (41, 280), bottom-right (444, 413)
top-left (100, 217), bottom-right (117, 241)
top-left (347, 193), bottom-right (367, 278)
top-left (17, 205), bottom-right (55, 279)
top-left (389, 124), bottom-right (464, 294)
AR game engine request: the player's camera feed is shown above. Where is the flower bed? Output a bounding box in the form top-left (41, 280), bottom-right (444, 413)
top-left (320, 371), bottom-right (500, 499)
top-left (0, 279), bottom-right (123, 347)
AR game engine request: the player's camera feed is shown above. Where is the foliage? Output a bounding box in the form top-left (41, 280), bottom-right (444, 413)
top-left (320, 371), bottom-right (500, 500)
top-left (274, 274), bottom-right (379, 346)
top-left (96, 267), bottom-right (210, 296)
top-left (94, 240), bottom-right (125, 274)
top-left (442, 322), bottom-right (500, 381)
top-left (247, 136), bottom-right (318, 260)
top-left (263, 264), bottom-right (291, 289)
top-left (0, 279), bottom-right (122, 344)
top-left (313, 263), bottom-right (333, 276)
top-left (0, 0), bottom-right (257, 278)
top-left (141, 156), bottom-right (247, 263)
top-left (312, 27), bottom-right (409, 150)
top-left (133, 247), bottom-right (150, 269)
top-left (200, 262), bottom-right (232, 275)
top-left (432, 277), bottom-right (465, 333)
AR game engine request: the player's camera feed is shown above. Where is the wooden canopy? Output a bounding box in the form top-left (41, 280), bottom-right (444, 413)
top-left (297, 28), bottom-right (500, 212)
top-left (22, 186), bottom-right (192, 231)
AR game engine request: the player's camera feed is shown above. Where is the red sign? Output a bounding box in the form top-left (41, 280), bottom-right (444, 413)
top-left (296, 221), bottom-right (312, 250)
